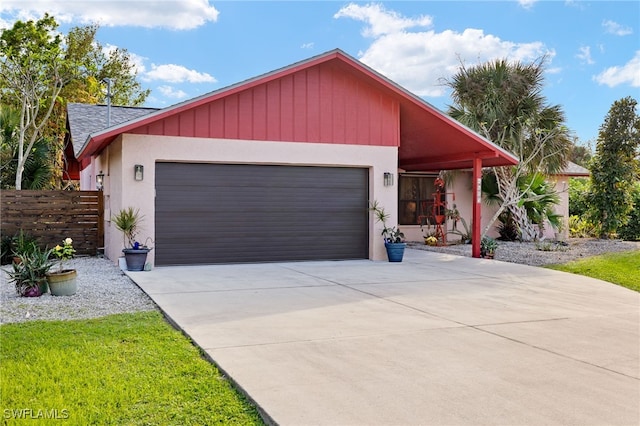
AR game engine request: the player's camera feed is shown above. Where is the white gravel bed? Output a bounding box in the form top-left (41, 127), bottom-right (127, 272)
top-left (1, 257), bottom-right (157, 325)
top-left (408, 237), bottom-right (640, 266)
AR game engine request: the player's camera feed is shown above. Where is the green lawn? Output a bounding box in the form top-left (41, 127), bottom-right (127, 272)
top-left (546, 250), bottom-right (640, 292)
top-left (0, 311), bottom-right (263, 425)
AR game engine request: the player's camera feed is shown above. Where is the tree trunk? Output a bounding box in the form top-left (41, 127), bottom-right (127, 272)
top-left (509, 203), bottom-right (538, 241)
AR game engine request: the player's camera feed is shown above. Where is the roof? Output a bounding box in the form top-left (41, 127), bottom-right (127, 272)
top-left (554, 161), bottom-right (590, 177)
top-left (67, 103), bottom-right (158, 156)
top-left (69, 49), bottom-right (518, 171)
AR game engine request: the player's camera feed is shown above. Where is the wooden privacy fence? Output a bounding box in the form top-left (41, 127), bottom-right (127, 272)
top-left (1, 191), bottom-right (104, 255)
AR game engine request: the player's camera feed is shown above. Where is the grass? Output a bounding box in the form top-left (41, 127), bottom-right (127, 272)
top-left (546, 250), bottom-right (640, 292)
top-left (0, 311), bottom-right (264, 425)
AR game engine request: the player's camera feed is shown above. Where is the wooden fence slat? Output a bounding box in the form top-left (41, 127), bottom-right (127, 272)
top-left (1, 190), bottom-right (104, 255)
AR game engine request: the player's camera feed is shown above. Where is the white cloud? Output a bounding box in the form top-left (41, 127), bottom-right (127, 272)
top-left (334, 3), bottom-right (432, 37)
top-left (594, 50), bottom-right (640, 88)
top-left (301, 42), bottom-right (314, 49)
top-left (143, 64), bottom-right (216, 83)
top-left (602, 19), bottom-right (633, 36)
top-left (576, 46), bottom-right (594, 65)
top-left (157, 85), bottom-right (188, 99)
top-left (518, 0), bottom-right (537, 10)
top-left (336, 5), bottom-right (553, 97)
top-left (0, 0), bottom-right (219, 30)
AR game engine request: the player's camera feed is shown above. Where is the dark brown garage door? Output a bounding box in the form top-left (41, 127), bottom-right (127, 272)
top-left (155, 163), bottom-right (369, 265)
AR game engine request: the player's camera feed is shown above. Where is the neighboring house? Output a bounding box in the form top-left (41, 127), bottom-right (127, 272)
top-left (64, 49), bottom-right (517, 266)
top-left (546, 162), bottom-right (591, 239)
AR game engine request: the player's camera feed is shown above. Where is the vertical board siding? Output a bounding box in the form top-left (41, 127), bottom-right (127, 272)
top-left (132, 62), bottom-right (399, 147)
top-left (1, 191), bottom-right (104, 255)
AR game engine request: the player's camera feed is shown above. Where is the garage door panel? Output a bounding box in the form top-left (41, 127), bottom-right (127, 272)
top-left (155, 163), bottom-right (368, 265)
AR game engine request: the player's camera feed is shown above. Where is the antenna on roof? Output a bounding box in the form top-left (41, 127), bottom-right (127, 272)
top-left (102, 78), bottom-right (113, 127)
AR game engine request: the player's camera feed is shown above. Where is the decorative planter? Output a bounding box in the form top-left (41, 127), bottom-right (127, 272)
top-left (385, 242), bottom-right (406, 262)
top-left (47, 269), bottom-right (78, 296)
top-left (122, 248), bottom-right (150, 271)
top-left (23, 285), bottom-right (43, 297)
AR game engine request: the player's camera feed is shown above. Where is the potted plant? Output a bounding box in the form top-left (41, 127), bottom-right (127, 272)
top-left (6, 246), bottom-right (53, 297)
top-left (112, 207), bottom-right (152, 271)
top-left (480, 236), bottom-right (498, 259)
top-left (46, 237), bottom-right (78, 296)
top-left (370, 201), bottom-right (406, 262)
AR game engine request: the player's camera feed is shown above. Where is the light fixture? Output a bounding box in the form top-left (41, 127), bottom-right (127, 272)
top-left (383, 172), bottom-right (394, 187)
top-left (134, 164), bottom-right (144, 181)
top-left (96, 171), bottom-right (105, 191)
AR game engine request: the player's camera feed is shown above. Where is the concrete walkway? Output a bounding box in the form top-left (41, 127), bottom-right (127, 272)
top-left (126, 249), bottom-right (639, 425)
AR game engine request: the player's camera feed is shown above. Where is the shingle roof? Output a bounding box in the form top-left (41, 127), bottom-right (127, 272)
top-left (556, 161), bottom-right (590, 176)
top-left (67, 103), bottom-right (158, 156)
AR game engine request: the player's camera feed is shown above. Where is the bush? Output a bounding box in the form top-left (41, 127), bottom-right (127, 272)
top-left (618, 183), bottom-right (640, 241)
top-left (568, 215), bottom-right (599, 238)
top-left (568, 178), bottom-right (590, 217)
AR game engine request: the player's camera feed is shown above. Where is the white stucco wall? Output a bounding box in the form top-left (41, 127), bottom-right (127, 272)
top-left (81, 134), bottom-right (399, 265)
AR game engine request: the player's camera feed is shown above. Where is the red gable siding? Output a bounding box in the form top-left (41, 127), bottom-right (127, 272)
top-left (131, 62), bottom-right (399, 147)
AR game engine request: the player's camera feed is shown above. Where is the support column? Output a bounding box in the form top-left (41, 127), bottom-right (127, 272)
top-left (472, 157), bottom-right (482, 258)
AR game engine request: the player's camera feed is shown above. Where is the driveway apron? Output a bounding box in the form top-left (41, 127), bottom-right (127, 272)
top-left (126, 249), bottom-right (640, 425)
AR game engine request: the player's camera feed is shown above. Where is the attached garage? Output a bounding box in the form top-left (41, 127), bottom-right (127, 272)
top-left (155, 163), bottom-right (369, 265)
top-left (67, 49), bottom-right (519, 265)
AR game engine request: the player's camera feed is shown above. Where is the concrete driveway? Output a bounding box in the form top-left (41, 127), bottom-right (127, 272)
top-left (127, 249), bottom-right (639, 425)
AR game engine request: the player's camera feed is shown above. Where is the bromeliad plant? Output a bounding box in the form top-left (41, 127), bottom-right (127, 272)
top-left (51, 237), bottom-right (76, 273)
top-left (6, 246), bottom-right (53, 297)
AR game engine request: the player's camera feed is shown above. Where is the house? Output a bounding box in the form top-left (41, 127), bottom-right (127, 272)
top-left (65, 49), bottom-right (518, 266)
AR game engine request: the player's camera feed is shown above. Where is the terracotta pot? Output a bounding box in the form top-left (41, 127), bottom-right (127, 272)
top-left (47, 269), bottom-right (78, 296)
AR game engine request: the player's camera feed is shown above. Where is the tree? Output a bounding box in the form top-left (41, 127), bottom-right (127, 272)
top-left (1, 15), bottom-right (150, 189)
top-left (569, 139), bottom-right (593, 168)
top-left (588, 96), bottom-right (640, 238)
top-left (0, 106), bottom-right (53, 189)
top-left (447, 58), bottom-right (572, 240)
top-left (0, 14), bottom-right (74, 189)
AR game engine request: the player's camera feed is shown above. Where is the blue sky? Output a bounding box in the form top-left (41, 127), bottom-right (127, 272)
top-left (1, 1), bottom-right (638, 146)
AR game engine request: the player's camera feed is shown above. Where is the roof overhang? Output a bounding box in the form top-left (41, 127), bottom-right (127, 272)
top-left (76, 49), bottom-right (519, 171)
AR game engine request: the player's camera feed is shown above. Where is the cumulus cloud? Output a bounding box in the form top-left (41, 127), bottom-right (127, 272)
top-left (576, 46), bottom-right (594, 65)
top-left (334, 3), bottom-right (432, 37)
top-left (335, 4), bottom-right (552, 97)
top-left (157, 85), bottom-right (188, 99)
top-left (602, 19), bottom-right (633, 36)
top-left (594, 50), bottom-right (640, 88)
top-left (143, 64), bottom-right (217, 83)
top-left (0, 0), bottom-right (219, 30)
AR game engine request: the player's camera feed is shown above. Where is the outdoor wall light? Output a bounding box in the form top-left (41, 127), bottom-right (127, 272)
top-left (383, 172), bottom-right (394, 187)
top-left (134, 164), bottom-right (144, 181)
top-left (96, 171), bottom-right (104, 191)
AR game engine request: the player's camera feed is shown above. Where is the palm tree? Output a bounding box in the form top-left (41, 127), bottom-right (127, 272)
top-left (447, 58), bottom-right (572, 240)
top-left (0, 106), bottom-right (53, 189)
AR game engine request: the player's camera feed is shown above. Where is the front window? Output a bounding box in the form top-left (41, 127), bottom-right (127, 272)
top-left (398, 174), bottom-right (440, 225)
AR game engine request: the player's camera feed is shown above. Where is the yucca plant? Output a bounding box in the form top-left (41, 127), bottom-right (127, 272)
top-left (111, 207), bottom-right (144, 249)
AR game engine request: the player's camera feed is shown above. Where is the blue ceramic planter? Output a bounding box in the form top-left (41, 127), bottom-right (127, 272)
top-left (384, 242), bottom-right (406, 262)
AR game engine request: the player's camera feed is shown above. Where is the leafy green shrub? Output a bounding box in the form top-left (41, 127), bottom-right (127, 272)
top-left (568, 215), bottom-right (599, 238)
top-left (568, 177), bottom-right (590, 217)
top-left (618, 183), bottom-right (640, 241)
